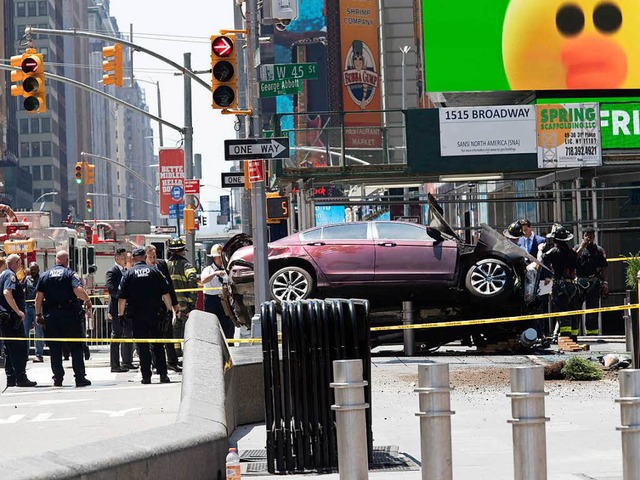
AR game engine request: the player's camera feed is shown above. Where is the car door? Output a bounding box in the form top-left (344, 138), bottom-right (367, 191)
top-left (301, 223), bottom-right (375, 285)
top-left (373, 222), bottom-right (458, 283)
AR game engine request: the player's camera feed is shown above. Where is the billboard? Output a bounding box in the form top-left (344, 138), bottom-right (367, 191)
top-left (601, 103), bottom-right (640, 148)
top-left (439, 105), bottom-right (537, 156)
top-left (340, 0), bottom-right (382, 148)
top-left (158, 148), bottom-right (185, 216)
top-left (422, 0), bottom-right (640, 91)
top-left (536, 103), bottom-right (602, 168)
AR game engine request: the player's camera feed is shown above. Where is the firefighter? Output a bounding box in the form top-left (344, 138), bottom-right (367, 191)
top-left (574, 226), bottom-right (608, 336)
top-left (167, 238), bottom-right (198, 355)
top-left (542, 226), bottom-right (580, 341)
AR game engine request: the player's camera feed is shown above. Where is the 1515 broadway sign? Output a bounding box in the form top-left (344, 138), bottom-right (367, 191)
top-left (536, 103), bottom-right (602, 168)
top-left (439, 105), bottom-right (536, 157)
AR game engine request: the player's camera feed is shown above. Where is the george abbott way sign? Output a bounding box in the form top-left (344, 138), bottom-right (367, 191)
top-left (224, 137), bottom-right (290, 161)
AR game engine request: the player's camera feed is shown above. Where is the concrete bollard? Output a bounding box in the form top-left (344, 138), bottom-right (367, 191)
top-left (507, 366), bottom-right (549, 480)
top-left (414, 363), bottom-right (455, 480)
top-left (403, 301), bottom-right (415, 357)
top-left (331, 359), bottom-right (369, 480)
top-left (616, 369), bottom-right (640, 479)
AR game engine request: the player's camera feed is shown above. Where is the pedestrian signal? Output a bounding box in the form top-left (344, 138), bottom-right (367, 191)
top-left (266, 195), bottom-right (289, 220)
top-left (102, 44), bottom-right (123, 87)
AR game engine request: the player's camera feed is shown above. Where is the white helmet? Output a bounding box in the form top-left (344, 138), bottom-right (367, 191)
top-left (209, 244), bottom-right (223, 257)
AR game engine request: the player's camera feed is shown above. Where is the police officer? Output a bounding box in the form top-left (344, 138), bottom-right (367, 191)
top-left (0, 254), bottom-right (37, 387)
top-left (118, 247), bottom-right (174, 384)
top-left (34, 250), bottom-right (92, 387)
top-left (542, 226), bottom-right (580, 342)
top-left (167, 238), bottom-right (198, 354)
top-left (575, 226), bottom-right (609, 336)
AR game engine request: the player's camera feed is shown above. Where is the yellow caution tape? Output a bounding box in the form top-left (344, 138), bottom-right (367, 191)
top-left (607, 256), bottom-right (640, 263)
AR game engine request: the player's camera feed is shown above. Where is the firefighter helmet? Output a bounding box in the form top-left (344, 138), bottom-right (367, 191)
top-left (503, 221), bottom-right (523, 240)
top-left (168, 238), bottom-right (187, 251)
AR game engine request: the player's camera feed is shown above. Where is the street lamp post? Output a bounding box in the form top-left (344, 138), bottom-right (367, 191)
top-left (33, 191), bottom-right (58, 211)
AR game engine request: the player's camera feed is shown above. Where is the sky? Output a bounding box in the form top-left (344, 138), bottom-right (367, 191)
top-left (109, 0), bottom-right (237, 230)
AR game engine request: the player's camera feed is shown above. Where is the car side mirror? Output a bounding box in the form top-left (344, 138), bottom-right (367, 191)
top-left (88, 265), bottom-right (98, 274)
top-left (427, 227), bottom-right (444, 243)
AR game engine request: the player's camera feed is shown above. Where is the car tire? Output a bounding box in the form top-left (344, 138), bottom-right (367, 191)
top-left (269, 266), bottom-right (314, 302)
top-left (464, 258), bottom-right (514, 302)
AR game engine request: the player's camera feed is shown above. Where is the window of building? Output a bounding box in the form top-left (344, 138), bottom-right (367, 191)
top-left (30, 118), bottom-right (40, 134)
top-left (38, 0), bottom-right (47, 15)
top-left (32, 166), bottom-right (41, 180)
top-left (42, 141), bottom-right (52, 157)
top-left (31, 142), bottom-right (41, 157)
top-left (19, 119), bottom-right (29, 134)
top-left (41, 117), bottom-right (51, 132)
top-left (20, 142), bottom-right (30, 157)
top-left (17, 2), bottom-right (26, 16)
top-left (42, 165), bottom-right (52, 180)
top-left (28, 1), bottom-right (37, 16)
top-left (33, 189), bottom-right (41, 200)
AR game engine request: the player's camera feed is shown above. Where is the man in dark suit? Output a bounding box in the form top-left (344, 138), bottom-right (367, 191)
top-left (517, 219), bottom-right (546, 256)
top-left (106, 248), bottom-right (136, 372)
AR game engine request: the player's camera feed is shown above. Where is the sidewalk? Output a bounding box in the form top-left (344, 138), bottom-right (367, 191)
top-left (232, 341), bottom-right (628, 480)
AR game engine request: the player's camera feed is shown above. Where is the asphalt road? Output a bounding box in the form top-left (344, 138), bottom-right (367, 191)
top-left (0, 346), bottom-right (181, 463)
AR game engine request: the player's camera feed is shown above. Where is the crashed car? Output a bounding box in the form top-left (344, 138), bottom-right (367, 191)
top-left (221, 194), bottom-right (543, 349)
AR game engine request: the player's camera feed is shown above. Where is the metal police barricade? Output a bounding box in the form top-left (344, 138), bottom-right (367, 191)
top-left (261, 298), bottom-right (372, 474)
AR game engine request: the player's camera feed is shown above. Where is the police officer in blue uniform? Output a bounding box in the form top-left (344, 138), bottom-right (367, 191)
top-left (35, 250), bottom-right (92, 387)
top-left (118, 247), bottom-right (174, 384)
top-left (0, 254), bottom-right (37, 387)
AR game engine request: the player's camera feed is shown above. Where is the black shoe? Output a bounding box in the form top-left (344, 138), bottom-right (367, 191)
top-left (111, 366), bottom-right (129, 373)
top-left (16, 377), bottom-right (37, 387)
top-left (6, 378), bottom-right (16, 387)
top-left (53, 378), bottom-right (63, 387)
top-left (167, 363), bottom-right (182, 373)
top-left (160, 375), bottom-right (171, 384)
top-left (75, 377), bottom-right (92, 387)
top-left (122, 363), bottom-right (138, 370)
top-left (141, 377), bottom-right (151, 385)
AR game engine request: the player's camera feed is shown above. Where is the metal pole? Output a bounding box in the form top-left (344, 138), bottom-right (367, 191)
top-left (156, 81), bottom-right (164, 147)
top-left (246, 0), bottom-right (270, 311)
top-left (507, 366), bottom-right (549, 480)
top-left (616, 369), bottom-right (640, 480)
top-left (414, 364), bottom-right (454, 480)
top-left (403, 300), bottom-right (415, 356)
top-left (183, 52), bottom-right (195, 265)
top-left (331, 359), bottom-right (369, 480)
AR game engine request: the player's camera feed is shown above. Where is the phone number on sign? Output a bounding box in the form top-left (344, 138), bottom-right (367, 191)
top-left (564, 146), bottom-right (598, 156)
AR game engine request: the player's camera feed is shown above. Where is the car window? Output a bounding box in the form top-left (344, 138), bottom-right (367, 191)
top-left (300, 228), bottom-right (322, 241)
top-left (376, 223), bottom-right (431, 241)
top-left (322, 224), bottom-right (368, 240)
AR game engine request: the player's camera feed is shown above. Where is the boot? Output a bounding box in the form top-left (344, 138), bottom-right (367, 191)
top-left (16, 376), bottom-right (37, 387)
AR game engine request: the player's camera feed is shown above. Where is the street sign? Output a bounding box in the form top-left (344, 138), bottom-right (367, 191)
top-left (168, 204), bottom-right (185, 220)
top-left (393, 216), bottom-right (420, 223)
top-left (155, 225), bottom-right (177, 234)
top-left (260, 62), bottom-right (318, 82)
top-left (170, 185), bottom-right (184, 201)
top-left (247, 160), bottom-right (264, 183)
top-left (224, 137), bottom-right (290, 161)
top-left (184, 179), bottom-right (200, 195)
top-left (259, 79), bottom-right (303, 98)
top-left (221, 172), bottom-right (244, 188)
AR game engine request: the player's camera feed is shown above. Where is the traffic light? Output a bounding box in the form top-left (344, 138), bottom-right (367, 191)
top-left (86, 198), bottom-right (92, 213)
top-left (184, 205), bottom-right (195, 231)
top-left (11, 48), bottom-right (46, 113)
top-left (266, 195), bottom-right (290, 220)
top-left (210, 34), bottom-right (237, 109)
top-left (85, 163), bottom-right (95, 185)
top-left (102, 44), bottom-right (123, 87)
top-left (74, 162), bottom-right (84, 184)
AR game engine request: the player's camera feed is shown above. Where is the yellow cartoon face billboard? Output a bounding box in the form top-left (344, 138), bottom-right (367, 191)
top-left (422, 0), bottom-right (640, 91)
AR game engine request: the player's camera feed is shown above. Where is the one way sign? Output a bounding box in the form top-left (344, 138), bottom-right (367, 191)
top-left (224, 137), bottom-right (290, 161)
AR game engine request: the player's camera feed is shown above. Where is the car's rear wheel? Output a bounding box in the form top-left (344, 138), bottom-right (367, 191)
top-left (269, 266), bottom-right (314, 302)
top-left (465, 258), bottom-right (514, 302)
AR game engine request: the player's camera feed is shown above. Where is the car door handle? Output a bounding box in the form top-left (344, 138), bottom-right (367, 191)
top-left (306, 242), bottom-right (325, 246)
top-left (377, 242), bottom-right (396, 247)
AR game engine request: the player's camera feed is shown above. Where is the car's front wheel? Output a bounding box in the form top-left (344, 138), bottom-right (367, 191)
top-left (464, 258), bottom-right (514, 302)
top-left (269, 266), bottom-right (314, 302)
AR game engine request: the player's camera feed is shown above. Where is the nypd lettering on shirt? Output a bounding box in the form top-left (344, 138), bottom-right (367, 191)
top-left (134, 268), bottom-right (151, 277)
top-left (50, 269), bottom-right (64, 278)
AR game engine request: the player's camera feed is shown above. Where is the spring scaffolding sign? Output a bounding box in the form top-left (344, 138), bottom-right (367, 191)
top-left (536, 103), bottom-right (602, 168)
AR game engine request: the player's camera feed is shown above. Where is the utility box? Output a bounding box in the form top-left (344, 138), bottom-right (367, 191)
top-left (262, 0), bottom-right (299, 24)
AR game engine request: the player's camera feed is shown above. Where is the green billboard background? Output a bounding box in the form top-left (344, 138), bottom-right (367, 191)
top-left (600, 103), bottom-right (640, 149)
top-left (422, 0), bottom-right (512, 92)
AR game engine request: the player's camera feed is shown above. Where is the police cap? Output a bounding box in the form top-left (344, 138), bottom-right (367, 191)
top-left (132, 247), bottom-right (146, 257)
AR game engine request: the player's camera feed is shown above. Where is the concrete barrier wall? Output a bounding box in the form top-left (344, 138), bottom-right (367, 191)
top-left (1, 310), bottom-right (233, 480)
